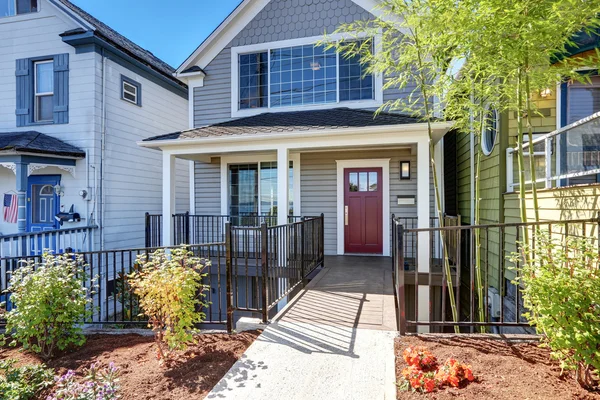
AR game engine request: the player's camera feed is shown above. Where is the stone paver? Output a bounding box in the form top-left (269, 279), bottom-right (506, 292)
top-left (207, 256), bottom-right (398, 400)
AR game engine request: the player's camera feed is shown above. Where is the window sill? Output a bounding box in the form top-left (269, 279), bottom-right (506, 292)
top-left (232, 99), bottom-right (383, 119)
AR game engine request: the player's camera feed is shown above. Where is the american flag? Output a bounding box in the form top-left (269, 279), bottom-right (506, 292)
top-left (3, 193), bottom-right (17, 224)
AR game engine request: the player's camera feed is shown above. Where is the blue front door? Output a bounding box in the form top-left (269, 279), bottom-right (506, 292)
top-left (27, 175), bottom-right (60, 232)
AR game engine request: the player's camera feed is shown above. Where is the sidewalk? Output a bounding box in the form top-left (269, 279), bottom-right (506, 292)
top-left (207, 257), bottom-right (398, 400)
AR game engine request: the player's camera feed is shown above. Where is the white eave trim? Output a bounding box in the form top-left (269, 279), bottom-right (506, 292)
top-left (138, 121), bottom-right (454, 149)
top-left (176, 0), bottom-right (383, 74)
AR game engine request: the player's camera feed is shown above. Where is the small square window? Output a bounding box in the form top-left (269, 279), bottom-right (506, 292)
top-left (121, 76), bottom-right (141, 106)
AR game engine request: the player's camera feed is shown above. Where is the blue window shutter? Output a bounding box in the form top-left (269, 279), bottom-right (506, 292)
top-left (53, 53), bottom-right (69, 124)
top-left (15, 58), bottom-right (31, 127)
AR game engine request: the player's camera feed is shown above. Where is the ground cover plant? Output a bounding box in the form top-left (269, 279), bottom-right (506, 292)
top-left (48, 362), bottom-right (120, 400)
top-left (514, 232), bottom-right (600, 389)
top-left (1, 253), bottom-right (96, 360)
top-left (129, 247), bottom-right (209, 361)
top-left (0, 359), bottom-right (54, 400)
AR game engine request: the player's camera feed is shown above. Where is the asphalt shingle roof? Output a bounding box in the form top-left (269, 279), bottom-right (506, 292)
top-left (144, 108), bottom-right (423, 142)
top-left (57, 0), bottom-right (182, 86)
top-left (0, 131), bottom-right (86, 158)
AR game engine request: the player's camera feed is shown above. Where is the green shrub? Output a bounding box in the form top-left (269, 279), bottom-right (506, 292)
top-left (129, 247), bottom-right (208, 360)
top-left (0, 359), bottom-right (54, 400)
top-left (2, 253), bottom-right (96, 359)
top-left (512, 232), bottom-right (600, 389)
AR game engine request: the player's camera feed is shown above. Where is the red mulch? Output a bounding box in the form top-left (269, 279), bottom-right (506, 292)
top-left (395, 336), bottom-right (600, 400)
top-left (0, 331), bottom-right (260, 400)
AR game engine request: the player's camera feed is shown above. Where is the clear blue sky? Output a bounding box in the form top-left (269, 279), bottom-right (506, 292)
top-left (71, 0), bottom-right (243, 68)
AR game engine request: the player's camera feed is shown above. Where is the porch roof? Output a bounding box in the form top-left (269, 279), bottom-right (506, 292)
top-left (143, 108), bottom-right (424, 142)
top-left (0, 131), bottom-right (85, 159)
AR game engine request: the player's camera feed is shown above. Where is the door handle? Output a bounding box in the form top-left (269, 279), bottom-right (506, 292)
top-left (344, 205), bottom-right (349, 226)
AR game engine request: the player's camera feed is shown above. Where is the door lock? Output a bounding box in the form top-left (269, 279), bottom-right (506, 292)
top-left (344, 205), bottom-right (349, 226)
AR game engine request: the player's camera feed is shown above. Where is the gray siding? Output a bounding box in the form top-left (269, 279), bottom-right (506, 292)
top-left (193, 0), bottom-right (375, 127)
top-left (301, 149), bottom-right (430, 255)
top-left (194, 158), bottom-right (222, 215)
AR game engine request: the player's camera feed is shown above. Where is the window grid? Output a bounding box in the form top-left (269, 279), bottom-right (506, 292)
top-left (34, 60), bottom-right (53, 122)
top-left (238, 39), bottom-right (375, 111)
top-left (239, 52), bottom-right (268, 110)
top-left (122, 81), bottom-right (138, 104)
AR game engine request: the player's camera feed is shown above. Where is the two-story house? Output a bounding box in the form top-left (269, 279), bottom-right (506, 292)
top-left (0, 0), bottom-right (190, 255)
top-left (139, 0), bottom-right (454, 324)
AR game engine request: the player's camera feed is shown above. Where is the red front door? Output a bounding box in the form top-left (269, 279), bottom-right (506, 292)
top-left (344, 168), bottom-right (383, 254)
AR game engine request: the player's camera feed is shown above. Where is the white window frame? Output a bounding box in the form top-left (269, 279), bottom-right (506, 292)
top-left (220, 153), bottom-right (301, 217)
top-left (122, 81), bottom-right (138, 105)
top-left (34, 60), bottom-right (54, 123)
top-left (481, 106), bottom-right (499, 156)
top-left (0, 0), bottom-right (38, 19)
top-left (230, 33), bottom-right (384, 118)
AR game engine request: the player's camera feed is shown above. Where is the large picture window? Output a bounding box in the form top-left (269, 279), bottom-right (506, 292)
top-left (229, 161), bottom-right (293, 225)
top-left (236, 39), bottom-right (375, 112)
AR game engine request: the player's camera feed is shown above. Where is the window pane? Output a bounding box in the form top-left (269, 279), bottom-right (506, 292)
top-left (36, 62), bottom-right (53, 94)
top-left (260, 161), bottom-right (278, 218)
top-left (36, 95), bottom-right (53, 121)
top-left (0, 0), bottom-right (15, 17)
top-left (339, 40), bottom-right (374, 102)
top-left (349, 173), bottom-right (358, 192)
top-left (368, 172), bottom-right (378, 191)
top-left (239, 52), bottom-right (268, 110)
top-left (270, 44), bottom-right (336, 108)
top-left (17, 0), bottom-right (36, 14)
top-left (229, 164), bottom-right (258, 225)
top-left (359, 172), bottom-right (368, 191)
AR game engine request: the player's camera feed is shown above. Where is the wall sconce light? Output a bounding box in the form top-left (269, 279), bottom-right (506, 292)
top-left (540, 88), bottom-right (552, 98)
top-left (400, 161), bottom-right (411, 180)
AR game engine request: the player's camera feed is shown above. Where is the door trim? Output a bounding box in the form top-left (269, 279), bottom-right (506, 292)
top-left (336, 159), bottom-right (390, 256)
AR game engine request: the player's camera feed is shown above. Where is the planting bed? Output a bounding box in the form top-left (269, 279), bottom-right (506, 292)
top-left (396, 336), bottom-right (600, 399)
top-left (0, 331), bottom-right (260, 400)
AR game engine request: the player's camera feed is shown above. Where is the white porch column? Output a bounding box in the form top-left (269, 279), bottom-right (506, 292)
top-left (162, 152), bottom-right (176, 247)
top-left (417, 137), bottom-right (431, 333)
top-left (277, 146), bottom-right (289, 226)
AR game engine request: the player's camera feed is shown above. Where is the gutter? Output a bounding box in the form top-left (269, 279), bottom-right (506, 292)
top-left (137, 121), bottom-right (455, 149)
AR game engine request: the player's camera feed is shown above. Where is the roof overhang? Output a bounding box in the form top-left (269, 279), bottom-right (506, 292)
top-left (138, 121), bottom-right (453, 157)
top-left (176, 0), bottom-right (383, 76)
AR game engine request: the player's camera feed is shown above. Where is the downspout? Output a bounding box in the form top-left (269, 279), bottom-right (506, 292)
top-left (100, 48), bottom-right (107, 250)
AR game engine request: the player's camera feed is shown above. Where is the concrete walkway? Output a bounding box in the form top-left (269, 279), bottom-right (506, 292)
top-left (207, 256), bottom-right (398, 400)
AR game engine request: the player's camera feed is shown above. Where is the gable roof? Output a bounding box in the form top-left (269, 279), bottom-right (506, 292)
top-left (0, 131), bottom-right (86, 158)
top-left (176, 0), bottom-right (381, 76)
top-left (144, 108), bottom-right (422, 142)
top-left (53, 0), bottom-right (182, 86)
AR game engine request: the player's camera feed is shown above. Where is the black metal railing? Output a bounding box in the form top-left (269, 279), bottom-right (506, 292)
top-left (392, 216), bottom-right (600, 334)
top-left (1, 215), bottom-right (326, 332)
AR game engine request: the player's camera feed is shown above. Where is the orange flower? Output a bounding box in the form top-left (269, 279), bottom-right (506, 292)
top-left (424, 378), bottom-right (436, 393)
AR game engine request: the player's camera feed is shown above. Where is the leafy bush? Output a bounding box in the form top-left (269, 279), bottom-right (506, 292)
top-left (48, 362), bottom-right (120, 400)
top-left (2, 253), bottom-right (96, 359)
top-left (512, 232), bottom-right (600, 389)
top-left (129, 247), bottom-right (208, 360)
top-left (0, 359), bottom-right (54, 400)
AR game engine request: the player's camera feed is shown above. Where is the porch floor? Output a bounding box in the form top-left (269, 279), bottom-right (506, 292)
top-left (274, 255), bottom-right (397, 331)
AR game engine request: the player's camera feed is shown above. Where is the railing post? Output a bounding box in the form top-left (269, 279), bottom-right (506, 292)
top-left (225, 223), bottom-right (233, 334)
top-left (545, 137), bottom-right (552, 189)
top-left (320, 213), bottom-right (325, 267)
top-left (397, 223), bottom-right (406, 335)
top-left (300, 217), bottom-right (306, 287)
top-left (185, 211), bottom-right (191, 245)
top-left (144, 212), bottom-right (150, 248)
top-left (261, 222), bottom-right (269, 324)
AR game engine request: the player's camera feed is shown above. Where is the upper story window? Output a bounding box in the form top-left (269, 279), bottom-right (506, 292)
top-left (34, 60), bottom-right (54, 122)
top-left (121, 75), bottom-right (142, 106)
top-left (234, 38), bottom-right (378, 115)
top-left (1, 0), bottom-right (38, 18)
top-left (567, 76), bottom-right (600, 124)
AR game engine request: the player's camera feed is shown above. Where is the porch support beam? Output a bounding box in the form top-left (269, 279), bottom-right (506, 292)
top-left (162, 152), bottom-right (176, 247)
top-left (277, 146), bottom-right (289, 227)
top-left (416, 137), bottom-right (431, 333)
top-left (15, 162), bottom-right (28, 233)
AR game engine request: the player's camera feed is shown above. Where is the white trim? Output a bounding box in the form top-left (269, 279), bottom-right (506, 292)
top-left (139, 121), bottom-right (454, 150)
top-left (335, 159), bottom-right (391, 257)
top-left (0, 162), bottom-right (17, 175)
top-left (176, 0), bottom-right (382, 74)
top-left (230, 33), bottom-right (384, 118)
top-left (219, 152), bottom-right (301, 217)
top-left (189, 161), bottom-right (195, 214)
top-left (187, 77), bottom-right (205, 129)
top-left (121, 81), bottom-right (138, 105)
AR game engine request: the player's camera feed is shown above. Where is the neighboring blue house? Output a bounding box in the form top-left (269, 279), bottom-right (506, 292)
top-left (0, 0), bottom-right (190, 256)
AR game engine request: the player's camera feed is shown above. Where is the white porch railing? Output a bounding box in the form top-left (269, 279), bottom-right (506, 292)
top-left (0, 226), bottom-right (96, 259)
top-left (506, 111), bottom-right (600, 192)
